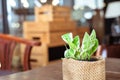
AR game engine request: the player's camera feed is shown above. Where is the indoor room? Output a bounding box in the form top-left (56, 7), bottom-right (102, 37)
top-left (0, 0), bottom-right (120, 80)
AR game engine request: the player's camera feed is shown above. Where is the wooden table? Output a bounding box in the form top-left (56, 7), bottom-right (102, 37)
top-left (0, 58), bottom-right (120, 80)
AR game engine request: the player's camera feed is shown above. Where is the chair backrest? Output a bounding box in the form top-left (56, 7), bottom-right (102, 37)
top-left (96, 44), bottom-right (120, 58)
top-left (0, 34), bottom-right (41, 71)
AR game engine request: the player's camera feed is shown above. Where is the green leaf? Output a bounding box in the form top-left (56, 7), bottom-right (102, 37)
top-left (68, 42), bottom-right (76, 49)
top-left (61, 29), bottom-right (99, 60)
top-left (80, 29), bottom-right (99, 60)
top-left (81, 32), bottom-right (90, 51)
top-left (90, 29), bottom-right (96, 39)
top-left (64, 49), bottom-right (75, 59)
top-left (74, 49), bottom-right (81, 60)
top-left (61, 33), bottom-right (73, 44)
top-left (72, 35), bottom-right (80, 50)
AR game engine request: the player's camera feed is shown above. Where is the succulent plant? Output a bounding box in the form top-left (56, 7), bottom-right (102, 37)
top-left (61, 29), bottom-right (99, 60)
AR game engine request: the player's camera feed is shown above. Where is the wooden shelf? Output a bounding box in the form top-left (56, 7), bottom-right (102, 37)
top-left (13, 8), bottom-right (34, 15)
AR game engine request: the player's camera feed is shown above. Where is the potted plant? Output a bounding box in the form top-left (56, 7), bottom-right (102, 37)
top-left (61, 29), bottom-right (105, 80)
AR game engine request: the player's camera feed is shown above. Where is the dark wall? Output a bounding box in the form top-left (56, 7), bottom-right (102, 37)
top-left (104, 0), bottom-right (120, 35)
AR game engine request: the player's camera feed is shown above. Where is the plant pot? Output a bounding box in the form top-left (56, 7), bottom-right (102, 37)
top-left (62, 57), bottom-right (105, 80)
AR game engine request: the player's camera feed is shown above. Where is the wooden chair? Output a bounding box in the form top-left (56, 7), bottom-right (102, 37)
top-left (0, 34), bottom-right (41, 71)
top-left (96, 44), bottom-right (120, 58)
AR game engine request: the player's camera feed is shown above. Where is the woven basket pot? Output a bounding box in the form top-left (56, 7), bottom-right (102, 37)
top-left (62, 57), bottom-right (105, 80)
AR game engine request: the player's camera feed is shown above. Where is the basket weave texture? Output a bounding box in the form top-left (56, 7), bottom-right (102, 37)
top-left (62, 58), bottom-right (105, 80)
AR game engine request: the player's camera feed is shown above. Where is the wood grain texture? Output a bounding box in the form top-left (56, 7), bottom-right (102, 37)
top-left (0, 58), bottom-right (119, 80)
top-left (35, 5), bottom-right (71, 22)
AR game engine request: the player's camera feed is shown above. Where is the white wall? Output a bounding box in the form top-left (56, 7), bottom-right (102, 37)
top-left (63, 0), bottom-right (73, 8)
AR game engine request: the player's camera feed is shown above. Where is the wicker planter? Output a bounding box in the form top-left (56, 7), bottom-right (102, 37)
top-left (62, 57), bottom-right (105, 80)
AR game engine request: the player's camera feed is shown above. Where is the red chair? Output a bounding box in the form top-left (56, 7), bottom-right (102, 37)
top-left (0, 34), bottom-right (41, 71)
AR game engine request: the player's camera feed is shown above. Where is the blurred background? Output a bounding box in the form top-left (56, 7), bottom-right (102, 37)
top-left (0, 0), bottom-right (120, 44)
top-left (0, 0), bottom-right (120, 70)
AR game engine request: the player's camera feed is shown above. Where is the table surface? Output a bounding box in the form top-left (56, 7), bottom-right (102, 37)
top-left (0, 58), bottom-right (120, 80)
